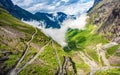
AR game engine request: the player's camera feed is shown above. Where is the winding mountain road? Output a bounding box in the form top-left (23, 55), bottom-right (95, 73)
top-left (96, 42), bottom-right (118, 67)
top-left (96, 44), bottom-right (110, 67)
top-left (52, 40), bottom-right (62, 75)
top-left (78, 42), bottom-right (119, 75)
top-left (8, 27), bottom-right (38, 75)
top-left (79, 51), bottom-right (98, 75)
top-left (16, 40), bottom-right (52, 74)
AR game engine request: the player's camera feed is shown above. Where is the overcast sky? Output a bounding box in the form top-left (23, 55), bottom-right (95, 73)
top-left (12, 0), bottom-right (94, 15)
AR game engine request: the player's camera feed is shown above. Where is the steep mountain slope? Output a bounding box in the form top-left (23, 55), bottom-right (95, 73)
top-left (88, 0), bottom-right (120, 43)
top-left (65, 25), bottom-right (120, 75)
top-left (0, 0), bottom-right (67, 28)
top-left (0, 0), bottom-right (120, 75)
top-left (64, 0), bottom-right (120, 75)
top-left (0, 7), bottom-right (76, 75)
top-left (87, 1), bottom-right (120, 74)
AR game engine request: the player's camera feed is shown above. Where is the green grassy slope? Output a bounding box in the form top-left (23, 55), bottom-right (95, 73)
top-left (65, 21), bottom-right (120, 75)
top-left (65, 24), bottom-right (108, 61)
top-left (0, 7), bottom-right (67, 75)
top-left (63, 0), bottom-right (120, 73)
top-left (0, 3), bottom-right (120, 75)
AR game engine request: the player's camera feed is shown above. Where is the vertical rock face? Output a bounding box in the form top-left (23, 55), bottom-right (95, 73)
top-left (88, 0), bottom-right (120, 43)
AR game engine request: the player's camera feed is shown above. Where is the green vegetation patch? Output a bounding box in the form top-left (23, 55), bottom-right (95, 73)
top-left (65, 24), bottom-right (108, 51)
top-left (107, 44), bottom-right (120, 57)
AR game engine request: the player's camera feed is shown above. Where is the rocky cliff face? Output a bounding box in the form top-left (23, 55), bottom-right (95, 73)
top-left (88, 0), bottom-right (120, 43)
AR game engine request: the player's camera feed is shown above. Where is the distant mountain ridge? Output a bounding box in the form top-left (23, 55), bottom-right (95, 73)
top-left (0, 0), bottom-right (67, 28)
top-left (87, 0), bottom-right (102, 12)
top-left (93, 0), bottom-right (102, 6)
top-left (34, 12), bottom-right (67, 28)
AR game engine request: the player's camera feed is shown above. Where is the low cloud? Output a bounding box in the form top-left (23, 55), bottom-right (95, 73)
top-left (15, 0), bottom-right (93, 46)
top-left (22, 14), bottom-right (88, 47)
top-left (12, 0), bottom-right (94, 15)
